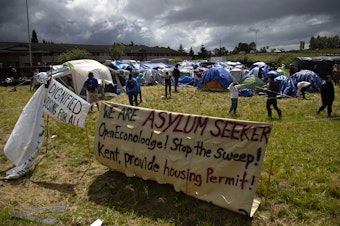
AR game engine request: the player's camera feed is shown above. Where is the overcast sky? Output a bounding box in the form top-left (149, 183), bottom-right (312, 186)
top-left (0, 0), bottom-right (339, 53)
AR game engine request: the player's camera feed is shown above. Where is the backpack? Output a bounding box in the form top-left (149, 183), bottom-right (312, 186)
top-left (86, 79), bottom-right (96, 92)
top-left (127, 79), bottom-right (135, 89)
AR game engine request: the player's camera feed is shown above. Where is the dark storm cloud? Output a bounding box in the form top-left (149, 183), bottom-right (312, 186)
top-left (0, 0), bottom-right (338, 53)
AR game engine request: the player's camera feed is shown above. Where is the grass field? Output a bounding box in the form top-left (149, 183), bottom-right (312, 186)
top-left (0, 83), bottom-right (339, 225)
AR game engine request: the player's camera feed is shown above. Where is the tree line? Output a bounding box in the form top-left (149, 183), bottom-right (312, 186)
top-left (30, 29), bottom-right (339, 62)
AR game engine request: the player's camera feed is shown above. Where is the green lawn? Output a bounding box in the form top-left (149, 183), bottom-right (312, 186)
top-left (0, 83), bottom-right (339, 225)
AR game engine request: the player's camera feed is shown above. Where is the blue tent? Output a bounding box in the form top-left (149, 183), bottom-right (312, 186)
top-left (290, 70), bottom-right (323, 93)
top-left (274, 75), bottom-right (297, 97)
top-left (197, 68), bottom-right (235, 91)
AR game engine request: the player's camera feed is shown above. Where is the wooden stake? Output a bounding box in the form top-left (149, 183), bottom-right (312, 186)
top-left (265, 159), bottom-right (274, 200)
top-left (85, 124), bottom-right (92, 165)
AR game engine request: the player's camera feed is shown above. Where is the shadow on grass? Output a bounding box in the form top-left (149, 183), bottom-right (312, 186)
top-left (88, 170), bottom-right (253, 226)
top-left (31, 180), bottom-right (76, 196)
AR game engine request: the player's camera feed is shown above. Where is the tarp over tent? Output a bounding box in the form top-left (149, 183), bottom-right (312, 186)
top-left (274, 75), bottom-right (297, 97)
top-left (197, 68), bottom-right (235, 91)
top-left (52, 59), bottom-right (115, 97)
top-left (240, 75), bottom-right (266, 93)
top-left (290, 69), bottom-right (323, 93)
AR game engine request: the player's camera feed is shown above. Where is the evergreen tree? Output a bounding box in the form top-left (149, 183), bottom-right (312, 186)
top-left (31, 29), bottom-right (38, 43)
top-left (178, 44), bottom-right (185, 53)
top-left (189, 47), bottom-right (195, 60)
top-left (198, 45), bottom-right (209, 59)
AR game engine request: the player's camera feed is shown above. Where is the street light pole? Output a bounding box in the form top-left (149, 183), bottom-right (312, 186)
top-left (26, 0), bottom-right (32, 68)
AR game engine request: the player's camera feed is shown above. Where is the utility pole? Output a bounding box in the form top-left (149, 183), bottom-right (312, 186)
top-left (26, 0), bottom-right (32, 68)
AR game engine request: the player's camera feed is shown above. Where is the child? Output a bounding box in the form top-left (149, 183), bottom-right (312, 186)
top-left (227, 82), bottom-right (244, 115)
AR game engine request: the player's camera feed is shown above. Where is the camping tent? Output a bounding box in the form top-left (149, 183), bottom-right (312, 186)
top-left (274, 75), bottom-right (297, 97)
top-left (52, 59), bottom-right (115, 97)
top-left (197, 68), bottom-right (235, 91)
top-left (240, 75), bottom-right (266, 93)
top-left (107, 66), bottom-right (125, 91)
top-left (229, 68), bottom-right (245, 81)
top-left (290, 69), bottom-right (323, 93)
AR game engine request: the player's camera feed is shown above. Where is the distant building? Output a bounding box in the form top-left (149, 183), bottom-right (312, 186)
top-left (0, 42), bottom-right (188, 69)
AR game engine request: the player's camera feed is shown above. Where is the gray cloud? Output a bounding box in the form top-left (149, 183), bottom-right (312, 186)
top-left (0, 0), bottom-right (339, 53)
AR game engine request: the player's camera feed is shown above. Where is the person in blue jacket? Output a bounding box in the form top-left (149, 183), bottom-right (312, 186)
top-left (135, 72), bottom-right (143, 103)
top-left (84, 72), bottom-right (99, 111)
top-left (125, 73), bottom-right (140, 106)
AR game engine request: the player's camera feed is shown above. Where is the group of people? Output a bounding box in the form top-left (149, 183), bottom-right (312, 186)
top-left (124, 64), bottom-right (180, 105)
top-left (227, 75), bottom-right (335, 119)
top-left (163, 64), bottom-right (180, 99)
top-left (83, 64), bottom-right (335, 119)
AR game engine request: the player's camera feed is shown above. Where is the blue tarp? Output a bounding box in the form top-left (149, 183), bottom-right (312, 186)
top-left (141, 62), bottom-right (171, 70)
top-left (274, 75), bottom-right (297, 97)
top-left (239, 88), bottom-right (254, 97)
top-left (179, 76), bottom-right (198, 86)
top-left (290, 70), bottom-right (323, 93)
top-left (197, 68), bottom-right (235, 90)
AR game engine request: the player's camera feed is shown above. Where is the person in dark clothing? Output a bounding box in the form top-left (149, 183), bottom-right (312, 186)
top-left (84, 72), bottom-right (99, 111)
top-left (125, 73), bottom-right (140, 106)
top-left (258, 67), bottom-right (263, 79)
top-left (164, 71), bottom-right (171, 98)
top-left (263, 77), bottom-right (282, 119)
top-left (317, 75), bottom-right (335, 117)
top-left (172, 64), bottom-right (180, 92)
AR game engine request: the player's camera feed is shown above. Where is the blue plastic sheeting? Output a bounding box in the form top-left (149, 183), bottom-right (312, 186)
top-left (239, 88), bottom-right (254, 97)
top-left (243, 66), bottom-right (269, 80)
top-left (250, 62), bottom-right (268, 70)
top-left (274, 75), bottom-right (297, 97)
top-left (197, 68), bottom-right (235, 90)
top-left (266, 70), bottom-right (281, 79)
top-left (179, 76), bottom-right (198, 86)
top-left (111, 61), bottom-right (133, 70)
top-left (290, 70), bottom-right (323, 93)
top-left (141, 62), bottom-right (171, 70)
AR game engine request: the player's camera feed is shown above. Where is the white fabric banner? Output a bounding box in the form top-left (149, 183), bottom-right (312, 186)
top-left (43, 79), bottom-right (91, 128)
top-left (4, 85), bottom-right (47, 179)
top-left (4, 79), bottom-right (91, 179)
top-left (94, 102), bottom-right (273, 216)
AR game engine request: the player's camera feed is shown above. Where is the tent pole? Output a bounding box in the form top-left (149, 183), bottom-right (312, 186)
top-left (265, 159), bottom-right (273, 200)
top-left (45, 115), bottom-right (49, 153)
top-left (255, 86), bottom-right (295, 98)
top-left (85, 124), bottom-right (92, 165)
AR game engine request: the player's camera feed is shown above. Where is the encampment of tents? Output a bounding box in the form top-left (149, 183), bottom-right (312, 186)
top-left (52, 59), bottom-right (115, 97)
top-left (197, 68), bottom-right (235, 91)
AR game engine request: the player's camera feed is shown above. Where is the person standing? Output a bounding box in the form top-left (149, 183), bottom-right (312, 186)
top-left (125, 73), bottom-right (140, 106)
top-left (263, 77), bottom-right (282, 119)
top-left (227, 82), bottom-right (245, 115)
top-left (135, 72), bottom-right (143, 103)
top-left (84, 72), bottom-right (100, 111)
top-left (164, 71), bottom-right (171, 98)
top-left (172, 64), bottom-right (180, 92)
top-left (317, 75), bottom-right (335, 117)
top-left (30, 69), bottom-right (40, 91)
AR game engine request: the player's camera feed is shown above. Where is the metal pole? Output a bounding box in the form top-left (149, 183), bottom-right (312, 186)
top-left (26, 0), bottom-right (32, 68)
